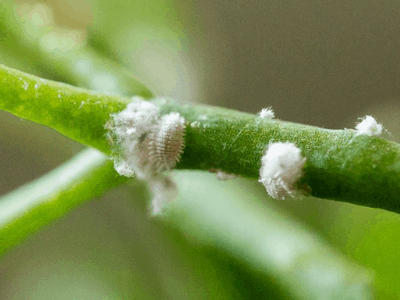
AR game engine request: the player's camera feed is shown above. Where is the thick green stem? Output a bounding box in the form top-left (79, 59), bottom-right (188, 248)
top-left (1, 65), bottom-right (400, 214)
top-left (0, 64), bottom-right (129, 154)
top-left (156, 99), bottom-right (400, 213)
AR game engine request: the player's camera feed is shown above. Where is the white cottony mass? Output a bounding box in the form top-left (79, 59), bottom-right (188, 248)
top-left (355, 115), bottom-right (383, 136)
top-left (106, 97), bottom-right (186, 215)
top-left (107, 97), bottom-right (186, 180)
top-left (259, 142), bottom-right (306, 200)
top-left (258, 107), bottom-right (275, 119)
top-left (107, 97), bottom-right (160, 179)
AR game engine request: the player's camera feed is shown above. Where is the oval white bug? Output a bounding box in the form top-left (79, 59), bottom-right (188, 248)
top-left (107, 97), bottom-right (161, 178)
top-left (258, 107), bottom-right (275, 119)
top-left (259, 142), bottom-right (306, 200)
top-left (148, 112), bottom-right (186, 173)
top-left (355, 115), bottom-right (383, 136)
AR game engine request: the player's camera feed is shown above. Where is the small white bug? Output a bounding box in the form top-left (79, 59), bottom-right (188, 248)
top-left (259, 142), bottom-right (306, 200)
top-left (107, 96), bottom-right (187, 179)
top-left (258, 107), bottom-right (275, 119)
top-left (107, 97), bottom-right (160, 178)
top-left (148, 112), bottom-right (186, 173)
top-left (355, 115), bottom-right (383, 136)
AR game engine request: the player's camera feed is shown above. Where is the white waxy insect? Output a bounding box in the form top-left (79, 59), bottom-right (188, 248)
top-left (107, 97), bottom-right (161, 178)
top-left (259, 142), bottom-right (305, 200)
top-left (355, 115), bottom-right (383, 136)
top-left (107, 96), bottom-right (187, 180)
top-left (258, 107), bottom-right (275, 119)
top-left (148, 112), bottom-right (186, 173)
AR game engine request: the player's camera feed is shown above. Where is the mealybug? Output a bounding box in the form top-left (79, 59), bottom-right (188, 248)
top-left (258, 107), bottom-right (275, 119)
top-left (148, 112), bottom-right (186, 173)
top-left (355, 115), bottom-right (383, 136)
top-left (259, 142), bottom-right (305, 200)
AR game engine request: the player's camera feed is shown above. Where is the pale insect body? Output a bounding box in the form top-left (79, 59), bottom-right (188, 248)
top-left (259, 142), bottom-right (305, 200)
top-left (258, 107), bottom-right (275, 119)
top-left (355, 115), bottom-right (383, 136)
top-left (148, 112), bottom-right (186, 173)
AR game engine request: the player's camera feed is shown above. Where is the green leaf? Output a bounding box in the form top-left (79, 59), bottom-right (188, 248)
top-left (0, 147), bottom-right (374, 298)
top-left (0, 1), bottom-right (153, 98)
top-left (166, 171), bottom-right (374, 299)
top-left (0, 149), bottom-right (241, 299)
top-left (0, 149), bottom-right (127, 256)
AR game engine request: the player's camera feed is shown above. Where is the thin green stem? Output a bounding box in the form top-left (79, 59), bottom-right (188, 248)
top-left (0, 148), bottom-right (128, 257)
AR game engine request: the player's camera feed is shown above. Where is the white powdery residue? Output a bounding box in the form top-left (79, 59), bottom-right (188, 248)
top-left (259, 142), bottom-right (306, 200)
top-left (79, 101), bottom-right (85, 109)
top-left (148, 112), bottom-right (186, 173)
top-left (149, 174), bottom-right (178, 215)
top-left (190, 121), bottom-right (200, 128)
top-left (126, 128), bottom-right (137, 136)
top-left (114, 160), bottom-right (135, 177)
top-left (215, 170), bottom-right (237, 181)
top-left (258, 107), bottom-right (275, 119)
top-left (355, 115), bottom-right (383, 136)
top-left (111, 97), bottom-right (159, 141)
top-left (108, 97), bottom-right (160, 179)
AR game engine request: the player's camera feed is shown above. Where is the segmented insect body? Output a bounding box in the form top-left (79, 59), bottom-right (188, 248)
top-left (107, 98), bottom-right (161, 178)
top-left (148, 112), bottom-right (186, 173)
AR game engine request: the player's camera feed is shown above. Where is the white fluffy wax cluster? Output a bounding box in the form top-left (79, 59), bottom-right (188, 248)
top-left (259, 142), bottom-right (306, 200)
top-left (108, 97), bottom-right (186, 179)
top-left (355, 115), bottom-right (383, 136)
top-left (109, 97), bottom-right (161, 178)
top-left (258, 107), bottom-right (275, 119)
top-left (107, 97), bottom-right (186, 214)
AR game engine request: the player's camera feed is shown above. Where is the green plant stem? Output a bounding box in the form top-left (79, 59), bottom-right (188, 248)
top-left (0, 149), bottom-right (374, 298)
top-left (0, 148), bottom-right (128, 256)
top-left (156, 99), bottom-right (400, 213)
top-left (1, 64), bottom-right (400, 214)
top-left (0, 64), bottom-right (129, 154)
top-left (0, 1), bottom-right (153, 98)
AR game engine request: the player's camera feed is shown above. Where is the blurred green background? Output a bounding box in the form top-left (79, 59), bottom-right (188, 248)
top-left (1, 0), bottom-right (400, 299)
